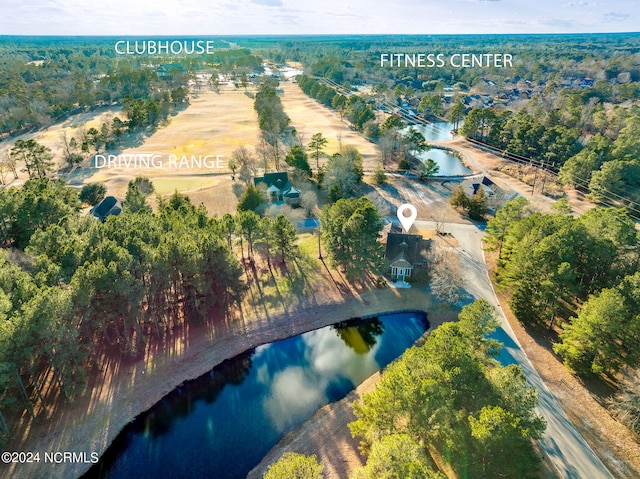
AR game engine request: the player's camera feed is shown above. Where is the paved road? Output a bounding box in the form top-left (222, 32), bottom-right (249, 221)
top-left (415, 219), bottom-right (614, 479)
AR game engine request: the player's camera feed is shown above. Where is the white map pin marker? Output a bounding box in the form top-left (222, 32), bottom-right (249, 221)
top-left (397, 204), bottom-right (417, 232)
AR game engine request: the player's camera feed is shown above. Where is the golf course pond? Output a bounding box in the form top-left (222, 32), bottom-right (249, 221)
top-left (418, 147), bottom-right (472, 177)
top-left (83, 311), bottom-right (430, 479)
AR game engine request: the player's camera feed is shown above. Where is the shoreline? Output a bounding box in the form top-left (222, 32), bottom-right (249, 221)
top-left (247, 323), bottom-right (445, 479)
top-left (5, 287), bottom-right (450, 479)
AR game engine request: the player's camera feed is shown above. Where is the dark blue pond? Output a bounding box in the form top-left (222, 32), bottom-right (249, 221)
top-left (83, 312), bottom-right (429, 479)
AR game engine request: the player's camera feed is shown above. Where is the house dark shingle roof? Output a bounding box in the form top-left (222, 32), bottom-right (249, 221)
top-left (385, 233), bottom-right (429, 268)
top-left (254, 172), bottom-right (291, 190)
top-left (253, 172), bottom-right (300, 204)
top-left (381, 220), bottom-right (402, 239)
top-left (90, 196), bottom-right (122, 222)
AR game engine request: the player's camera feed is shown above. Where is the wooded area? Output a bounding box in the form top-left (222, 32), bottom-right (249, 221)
top-left (0, 177), bottom-right (307, 448)
top-left (486, 198), bottom-right (640, 378)
top-left (292, 34), bottom-right (640, 214)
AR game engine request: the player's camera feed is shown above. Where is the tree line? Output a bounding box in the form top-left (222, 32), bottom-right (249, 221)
top-left (460, 107), bottom-right (581, 169)
top-left (486, 197), bottom-right (640, 377)
top-left (460, 95), bottom-right (640, 212)
top-left (0, 38), bottom-right (264, 138)
top-left (296, 75), bottom-right (375, 132)
top-left (253, 79), bottom-right (291, 164)
top-left (282, 34), bottom-right (640, 103)
top-left (296, 75), bottom-right (439, 173)
top-left (0, 46), bottom-right (187, 138)
top-left (460, 103), bottom-right (640, 208)
top-left (289, 35), bottom-right (640, 208)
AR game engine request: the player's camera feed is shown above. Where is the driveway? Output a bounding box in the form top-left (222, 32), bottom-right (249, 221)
top-left (415, 219), bottom-right (614, 479)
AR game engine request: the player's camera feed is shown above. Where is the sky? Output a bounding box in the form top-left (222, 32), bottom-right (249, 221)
top-left (0, 0), bottom-right (637, 36)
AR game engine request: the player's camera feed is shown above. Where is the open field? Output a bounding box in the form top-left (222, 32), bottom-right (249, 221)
top-left (0, 88), bottom-right (259, 215)
top-left (1, 81), bottom-right (384, 216)
top-left (279, 81), bottom-right (380, 170)
top-left (77, 89), bottom-right (259, 214)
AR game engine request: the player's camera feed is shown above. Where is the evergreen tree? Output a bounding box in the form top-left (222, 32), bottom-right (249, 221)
top-left (307, 132), bottom-right (328, 171)
top-left (447, 95), bottom-right (466, 130)
top-left (237, 184), bottom-right (267, 212)
top-left (350, 301), bottom-right (545, 478)
top-left (263, 452), bottom-right (323, 479)
top-left (79, 182), bottom-right (107, 206)
top-left (321, 197), bottom-right (384, 286)
top-left (271, 214), bottom-right (298, 265)
top-left (10, 139), bottom-right (54, 179)
top-left (124, 183), bottom-right (151, 214)
top-left (284, 145), bottom-right (311, 177)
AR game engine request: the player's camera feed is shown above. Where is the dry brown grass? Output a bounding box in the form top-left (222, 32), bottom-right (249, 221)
top-left (497, 164), bottom-right (564, 198)
top-left (278, 81), bottom-right (380, 171)
top-left (1, 88), bottom-right (259, 218)
top-left (2, 82), bottom-right (384, 219)
top-left (79, 88), bottom-right (259, 205)
top-left (372, 176), bottom-right (471, 226)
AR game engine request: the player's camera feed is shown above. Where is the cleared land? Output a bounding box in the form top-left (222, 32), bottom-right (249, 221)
top-left (0, 88), bottom-right (260, 216)
top-left (278, 81), bottom-right (380, 170)
top-left (81, 89), bottom-right (259, 215)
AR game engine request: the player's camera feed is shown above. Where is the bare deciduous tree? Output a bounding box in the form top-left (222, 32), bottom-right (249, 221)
top-left (232, 145), bottom-right (257, 185)
top-left (256, 137), bottom-right (271, 173)
top-left (608, 370), bottom-right (640, 435)
top-left (300, 189), bottom-right (318, 218)
top-left (428, 245), bottom-right (463, 303)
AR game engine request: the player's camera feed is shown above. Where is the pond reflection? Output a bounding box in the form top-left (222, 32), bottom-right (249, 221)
top-left (406, 121), bottom-right (458, 141)
top-left (418, 148), bottom-right (472, 177)
top-left (333, 317), bottom-right (384, 354)
top-left (84, 312), bottom-right (429, 479)
top-left (140, 349), bottom-right (254, 440)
